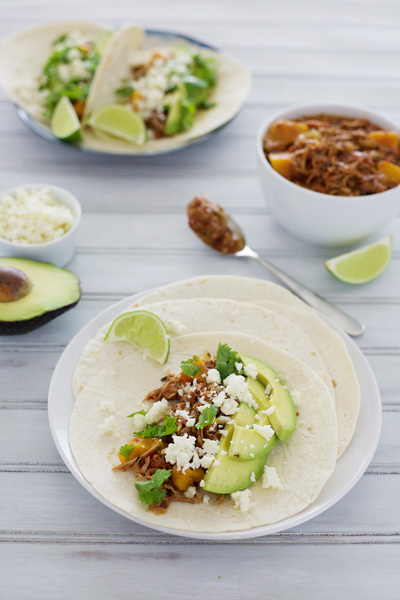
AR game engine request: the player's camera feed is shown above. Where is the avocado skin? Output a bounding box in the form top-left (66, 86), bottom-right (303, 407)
top-left (0, 300), bottom-right (80, 335)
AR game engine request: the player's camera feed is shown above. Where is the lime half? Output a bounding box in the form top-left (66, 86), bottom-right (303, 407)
top-left (87, 104), bottom-right (146, 145)
top-left (51, 97), bottom-right (82, 143)
top-left (104, 310), bottom-right (170, 364)
top-left (325, 235), bottom-right (392, 284)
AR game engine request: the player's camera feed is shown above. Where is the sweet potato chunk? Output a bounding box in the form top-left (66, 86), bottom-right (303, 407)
top-left (118, 437), bottom-right (159, 463)
top-left (268, 120), bottom-right (309, 144)
top-left (73, 100), bottom-right (85, 120)
top-left (269, 152), bottom-right (293, 179)
top-left (378, 160), bottom-right (400, 183)
top-left (368, 131), bottom-right (399, 150)
top-left (171, 465), bottom-right (205, 491)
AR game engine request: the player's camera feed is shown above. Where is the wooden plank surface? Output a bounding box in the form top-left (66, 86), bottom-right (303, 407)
top-left (0, 1), bottom-right (399, 598)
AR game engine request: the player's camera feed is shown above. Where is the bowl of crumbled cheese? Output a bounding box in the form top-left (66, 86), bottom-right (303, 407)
top-left (0, 184), bottom-right (81, 266)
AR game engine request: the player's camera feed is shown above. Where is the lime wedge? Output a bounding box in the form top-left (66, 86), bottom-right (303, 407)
top-left (104, 310), bottom-right (170, 363)
top-left (87, 104), bottom-right (146, 145)
top-left (325, 236), bottom-right (392, 284)
top-left (51, 97), bottom-right (82, 143)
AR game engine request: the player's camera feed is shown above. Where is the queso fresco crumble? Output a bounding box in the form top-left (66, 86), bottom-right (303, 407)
top-left (0, 187), bottom-right (75, 245)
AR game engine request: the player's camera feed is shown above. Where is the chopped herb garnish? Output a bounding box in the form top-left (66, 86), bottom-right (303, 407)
top-left (181, 355), bottom-right (202, 377)
top-left (119, 444), bottom-right (135, 459)
top-left (196, 405), bottom-right (218, 429)
top-left (216, 343), bottom-right (239, 381)
top-left (127, 409), bottom-right (147, 418)
top-left (135, 469), bottom-right (172, 505)
top-left (116, 84), bottom-right (134, 97)
top-left (135, 414), bottom-right (177, 438)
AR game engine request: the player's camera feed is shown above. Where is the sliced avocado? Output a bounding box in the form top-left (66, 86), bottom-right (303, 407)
top-left (0, 257), bottom-right (81, 335)
top-left (233, 402), bottom-right (257, 427)
top-left (228, 378), bottom-right (278, 460)
top-left (181, 75), bottom-right (210, 106)
top-left (165, 97), bottom-right (184, 135)
top-left (228, 424), bottom-right (277, 460)
top-left (202, 426), bottom-right (267, 494)
top-left (240, 354), bottom-right (297, 442)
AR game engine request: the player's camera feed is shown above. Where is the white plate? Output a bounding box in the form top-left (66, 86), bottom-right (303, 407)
top-left (48, 289), bottom-right (382, 540)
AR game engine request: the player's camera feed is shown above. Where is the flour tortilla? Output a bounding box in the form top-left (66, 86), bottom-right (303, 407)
top-left (77, 26), bottom-right (251, 154)
top-left (73, 298), bottom-right (334, 403)
top-left (0, 21), bottom-right (112, 122)
top-left (134, 275), bottom-right (360, 458)
top-left (69, 332), bottom-right (337, 533)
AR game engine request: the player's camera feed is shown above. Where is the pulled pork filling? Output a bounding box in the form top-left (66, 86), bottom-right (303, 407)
top-left (263, 114), bottom-right (400, 196)
top-left (114, 356), bottom-right (227, 514)
top-left (187, 196), bottom-right (244, 254)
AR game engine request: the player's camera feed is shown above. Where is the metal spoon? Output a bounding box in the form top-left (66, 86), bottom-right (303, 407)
top-left (195, 210), bottom-right (365, 336)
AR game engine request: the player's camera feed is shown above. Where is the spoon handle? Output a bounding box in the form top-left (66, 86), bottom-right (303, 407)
top-left (242, 247), bottom-right (365, 336)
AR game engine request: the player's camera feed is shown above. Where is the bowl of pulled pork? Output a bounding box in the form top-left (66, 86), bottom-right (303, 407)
top-left (257, 104), bottom-right (400, 246)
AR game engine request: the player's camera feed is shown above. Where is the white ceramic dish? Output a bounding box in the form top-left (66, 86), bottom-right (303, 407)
top-left (0, 183), bottom-right (81, 267)
top-left (256, 103), bottom-right (400, 246)
top-left (48, 287), bottom-right (382, 540)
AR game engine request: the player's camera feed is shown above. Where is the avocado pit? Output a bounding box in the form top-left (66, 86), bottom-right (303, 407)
top-left (0, 266), bottom-right (32, 302)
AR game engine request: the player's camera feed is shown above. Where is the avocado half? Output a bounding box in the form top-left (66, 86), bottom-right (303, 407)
top-left (0, 257), bottom-right (81, 335)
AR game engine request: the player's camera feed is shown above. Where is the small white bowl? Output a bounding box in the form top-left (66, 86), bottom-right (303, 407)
top-left (256, 103), bottom-right (400, 246)
top-left (0, 183), bottom-right (81, 267)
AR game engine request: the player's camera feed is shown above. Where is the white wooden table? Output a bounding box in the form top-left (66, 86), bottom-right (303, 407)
top-left (1, 1), bottom-right (399, 597)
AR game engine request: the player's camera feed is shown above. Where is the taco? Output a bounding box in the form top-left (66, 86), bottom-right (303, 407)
top-left (82, 26), bottom-right (251, 153)
top-left (69, 332), bottom-right (337, 533)
top-left (132, 275), bottom-right (360, 458)
top-left (0, 21), bottom-right (116, 123)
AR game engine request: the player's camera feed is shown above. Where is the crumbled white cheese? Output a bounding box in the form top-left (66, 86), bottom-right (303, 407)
top-left (206, 369), bottom-right (221, 385)
top-left (249, 453), bottom-right (254, 458)
top-left (98, 415), bottom-right (117, 435)
top-left (265, 406), bottom-right (275, 416)
top-left (291, 391), bottom-right (301, 407)
top-left (199, 479), bottom-right (205, 488)
top-left (0, 187), bottom-right (75, 245)
top-left (202, 439), bottom-right (220, 455)
top-left (250, 471), bottom-right (256, 483)
top-left (132, 413), bottom-right (146, 431)
top-left (100, 400), bottom-right (116, 413)
top-left (212, 390), bottom-right (227, 408)
top-left (186, 418), bottom-right (196, 427)
top-left (145, 398), bottom-right (170, 424)
top-left (262, 466), bottom-right (283, 491)
top-left (165, 434), bottom-right (197, 472)
top-left (223, 374), bottom-right (258, 410)
top-left (244, 364), bottom-right (258, 379)
top-left (184, 486), bottom-right (197, 499)
top-left (166, 319), bottom-right (186, 336)
top-left (198, 403), bottom-right (211, 413)
top-left (203, 494), bottom-right (210, 504)
top-left (175, 409), bottom-right (190, 420)
top-left (265, 384), bottom-right (272, 395)
top-left (253, 423), bottom-right (275, 442)
top-left (231, 489), bottom-right (257, 512)
top-left (200, 455), bottom-right (216, 468)
top-left (220, 395), bottom-right (239, 416)
top-left (234, 362), bottom-right (243, 373)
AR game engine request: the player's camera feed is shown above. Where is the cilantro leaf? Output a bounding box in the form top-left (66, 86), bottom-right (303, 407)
top-left (116, 84), bottom-right (134, 97)
top-left (135, 415), bottom-right (177, 438)
top-left (119, 444), bottom-right (135, 459)
top-left (135, 469), bottom-right (172, 506)
top-left (216, 343), bottom-right (238, 381)
top-left (181, 355), bottom-right (202, 377)
top-left (127, 409), bottom-right (147, 418)
top-left (196, 405), bottom-right (218, 429)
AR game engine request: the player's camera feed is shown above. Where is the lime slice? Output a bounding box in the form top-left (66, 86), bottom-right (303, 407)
top-left (51, 97), bottom-right (82, 143)
top-left (104, 310), bottom-right (170, 363)
top-left (325, 235), bottom-right (392, 284)
top-left (87, 104), bottom-right (147, 145)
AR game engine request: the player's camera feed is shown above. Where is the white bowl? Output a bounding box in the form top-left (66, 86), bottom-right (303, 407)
top-left (256, 103), bottom-right (400, 246)
top-left (0, 183), bottom-right (81, 267)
